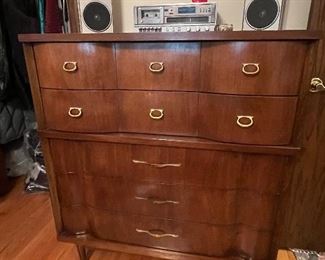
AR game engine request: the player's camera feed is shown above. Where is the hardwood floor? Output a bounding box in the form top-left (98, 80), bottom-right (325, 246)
top-left (0, 178), bottom-right (158, 260)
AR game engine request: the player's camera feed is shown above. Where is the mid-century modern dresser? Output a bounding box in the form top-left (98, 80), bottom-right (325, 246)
top-left (19, 31), bottom-right (322, 260)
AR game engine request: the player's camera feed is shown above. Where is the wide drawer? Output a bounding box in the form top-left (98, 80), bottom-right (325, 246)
top-left (86, 209), bottom-right (271, 259)
top-left (119, 91), bottom-right (198, 136)
top-left (116, 43), bottom-right (200, 91)
top-left (50, 140), bottom-right (287, 194)
top-left (34, 43), bottom-right (117, 89)
top-left (199, 94), bottom-right (297, 145)
top-left (42, 89), bottom-right (118, 132)
top-left (201, 41), bottom-right (308, 95)
top-left (83, 177), bottom-right (278, 229)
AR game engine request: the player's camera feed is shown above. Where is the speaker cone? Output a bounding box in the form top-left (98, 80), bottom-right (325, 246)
top-left (83, 2), bottom-right (111, 32)
top-left (246, 0), bottom-right (280, 30)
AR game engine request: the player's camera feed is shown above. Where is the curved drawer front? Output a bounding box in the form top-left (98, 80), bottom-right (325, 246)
top-left (34, 43), bottom-right (117, 89)
top-left (201, 41), bottom-right (308, 95)
top-left (116, 43), bottom-right (200, 91)
top-left (49, 140), bottom-right (286, 194)
top-left (87, 209), bottom-right (271, 259)
top-left (119, 91), bottom-right (198, 136)
top-left (42, 89), bottom-right (118, 132)
top-left (49, 139), bottom-right (286, 259)
top-left (83, 177), bottom-right (278, 230)
top-left (199, 94), bottom-right (297, 145)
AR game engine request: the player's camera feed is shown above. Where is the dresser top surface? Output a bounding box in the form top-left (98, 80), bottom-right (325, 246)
top-left (19, 31), bottom-right (321, 43)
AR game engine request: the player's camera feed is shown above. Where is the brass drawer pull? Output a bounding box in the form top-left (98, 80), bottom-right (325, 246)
top-left (149, 109), bottom-right (164, 120)
top-left (68, 107), bottom-right (83, 118)
top-left (149, 62), bottom-right (164, 73)
top-left (242, 63), bottom-right (260, 75)
top-left (236, 115), bottom-right (254, 128)
top-left (136, 228), bottom-right (179, 238)
top-left (135, 196), bottom-right (180, 205)
top-left (63, 61), bottom-right (78, 72)
top-left (310, 77), bottom-right (325, 93)
top-left (132, 159), bottom-right (181, 168)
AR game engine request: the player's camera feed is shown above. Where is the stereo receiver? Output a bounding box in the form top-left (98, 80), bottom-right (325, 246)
top-left (134, 3), bottom-right (217, 32)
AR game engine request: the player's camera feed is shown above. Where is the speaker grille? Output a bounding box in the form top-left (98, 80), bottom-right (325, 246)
top-left (246, 0), bottom-right (280, 30)
top-left (83, 2), bottom-right (111, 32)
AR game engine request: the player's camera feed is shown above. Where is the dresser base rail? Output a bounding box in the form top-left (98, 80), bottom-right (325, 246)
top-left (59, 233), bottom-right (249, 260)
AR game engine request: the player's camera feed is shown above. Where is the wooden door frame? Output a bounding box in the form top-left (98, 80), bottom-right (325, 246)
top-left (272, 0), bottom-right (325, 256)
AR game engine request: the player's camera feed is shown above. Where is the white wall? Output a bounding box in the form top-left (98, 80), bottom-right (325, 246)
top-left (282, 0), bottom-right (312, 30)
top-left (111, 0), bottom-right (312, 32)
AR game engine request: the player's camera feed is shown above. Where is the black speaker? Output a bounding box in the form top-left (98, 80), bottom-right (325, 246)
top-left (78, 0), bottom-right (113, 33)
top-left (243, 0), bottom-right (285, 30)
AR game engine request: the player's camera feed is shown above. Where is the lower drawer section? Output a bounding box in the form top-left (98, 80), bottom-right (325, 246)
top-left (83, 177), bottom-right (278, 230)
top-left (59, 206), bottom-right (272, 259)
top-left (86, 209), bottom-right (271, 259)
top-left (49, 138), bottom-right (288, 259)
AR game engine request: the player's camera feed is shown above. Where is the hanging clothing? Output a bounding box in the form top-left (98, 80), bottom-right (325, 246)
top-left (45, 0), bottom-right (63, 33)
top-left (0, 0), bottom-right (39, 144)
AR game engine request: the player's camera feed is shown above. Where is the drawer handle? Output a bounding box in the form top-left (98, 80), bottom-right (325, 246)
top-left (132, 159), bottom-right (181, 168)
top-left (68, 107), bottom-right (83, 118)
top-left (242, 63), bottom-right (260, 75)
top-left (63, 61), bottom-right (78, 72)
top-left (136, 228), bottom-right (179, 238)
top-left (149, 62), bottom-right (164, 73)
top-left (236, 115), bottom-right (254, 128)
top-left (310, 77), bottom-right (325, 93)
top-left (149, 109), bottom-right (164, 120)
top-left (135, 196), bottom-right (180, 205)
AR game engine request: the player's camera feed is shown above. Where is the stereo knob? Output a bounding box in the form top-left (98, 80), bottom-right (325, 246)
top-left (205, 26), bottom-right (210, 31)
top-left (187, 27), bottom-right (191, 32)
top-left (196, 26), bottom-right (201, 32)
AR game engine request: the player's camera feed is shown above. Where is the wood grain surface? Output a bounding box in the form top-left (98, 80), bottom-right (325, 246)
top-left (116, 43), bottom-right (200, 91)
top-left (198, 94), bottom-right (298, 145)
top-left (18, 31), bottom-right (321, 43)
top-left (119, 91), bottom-right (198, 136)
top-left (201, 41), bottom-right (308, 95)
top-left (271, 0), bottom-right (325, 256)
top-left (34, 43), bottom-right (117, 89)
top-left (20, 30), bottom-right (323, 260)
top-left (40, 131), bottom-right (301, 156)
top-left (41, 89), bottom-right (118, 132)
top-left (48, 139), bottom-right (287, 259)
top-left (67, 0), bottom-right (80, 33)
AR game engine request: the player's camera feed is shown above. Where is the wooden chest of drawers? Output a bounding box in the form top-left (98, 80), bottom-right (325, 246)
top-left (20, 32), bottom-right (321, 260)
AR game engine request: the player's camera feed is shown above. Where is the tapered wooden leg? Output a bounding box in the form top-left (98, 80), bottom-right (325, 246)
top-left (76, 245), bottom-right (94, 260)
top-left (77, 245), bottom-right (88, 260)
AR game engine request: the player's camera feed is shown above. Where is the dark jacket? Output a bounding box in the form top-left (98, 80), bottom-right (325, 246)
top-left (0, 0), bottom-right (39, 144)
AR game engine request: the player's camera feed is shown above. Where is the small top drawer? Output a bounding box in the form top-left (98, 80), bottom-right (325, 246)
top-left (116, 43), bottom-right (200, 91)
top-left (201, 41), bottom-right (308, 95)
top-left (34, 43), bottom-right (117, 89)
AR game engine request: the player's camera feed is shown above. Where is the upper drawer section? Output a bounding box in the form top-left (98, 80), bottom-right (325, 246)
top-left (116, 43), bottom-right (200, 91)
top-left (34, 43), bottom-right (117, 89)
top-left (119, 91), bottom-right (198, 136)
top-left (201, 41), bottom-right (308, 95)
top-left (199, 94), bottom-right (297, 145)
top-left (42, 89), bottom-right (118, 132)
